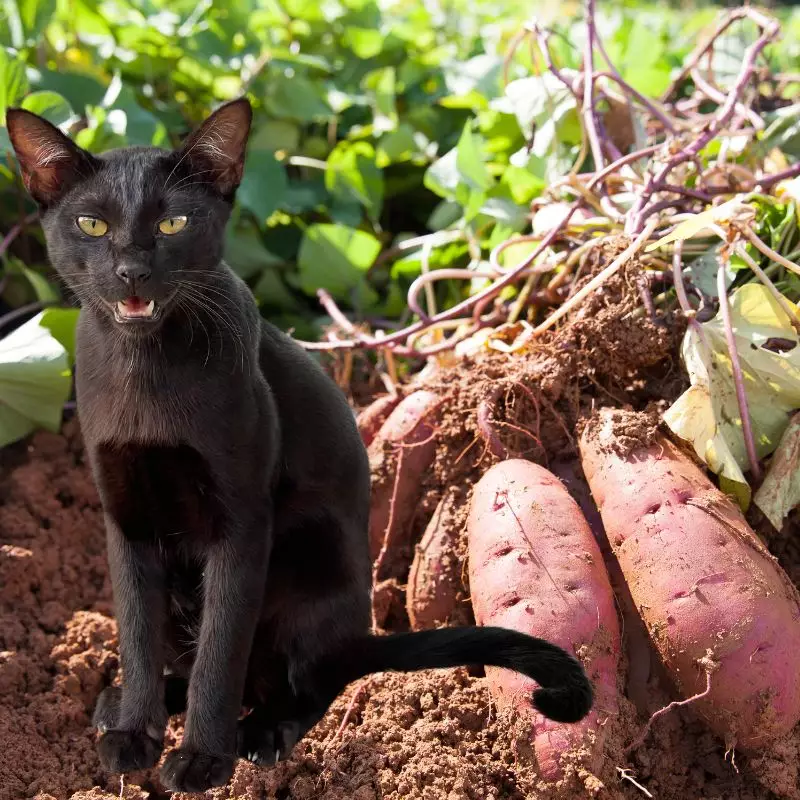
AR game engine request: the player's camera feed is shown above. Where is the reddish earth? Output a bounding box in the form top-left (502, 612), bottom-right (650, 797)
top-left (2, 422), bottom-right (798, 800)
top-left (1, 243), bottom-right (798, 799)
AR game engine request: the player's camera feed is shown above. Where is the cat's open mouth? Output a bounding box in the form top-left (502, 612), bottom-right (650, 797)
top-left (114, 297), bottom-right (159, 323)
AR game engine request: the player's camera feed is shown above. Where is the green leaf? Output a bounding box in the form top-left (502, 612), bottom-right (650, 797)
top-left (343, 27), bottom-right (385, 59)
top-left (424, 147), bottom-right (460, 198)
top-left (504, 73), bottom-right (580, 180)
top-left (0, 50), bottom-right (29, 121)
top-left (16, 0), bottom-right (58, 42)
top-left (224, 226), bottom-right (284, 281)
top-left (249, 121), bottom-right (301, 154)
top-left (266, 74), bottom-right (331, 122)
top-left (443, 54), bottom-right (503, 103)
top-left (376, 124), bottom-right (416, 167)
top-left (501, 165), bottom-right (544, 205)
top-left (754, 413), bottom-right (800, 531)
top-left (297, 223), bottom-right (380, 302)
top-left (365, 67), bottom-right (397, 130)
top-left (237, 150), bottom-right (288, 224)
top-left (0, 311), bottom-right (72, 447)
top-left (710, 20), bottom-right (757, 88)
top-left (39, 307), bottom-right (80, 364)
top-left (18, 263), bottom-right (59, 303)
top-left (664, 284), bottom-right (800, 508)
top-left (253, 268), bottom-right (301, 313)
top-left (455, 123), bottom-right (492, 192)
top-left (21, 91), bottom-right (75, 128)
top-left (107, 85), bottom-right (168, 147)
top-left (684, 244), bottom-right (736, 298)
top-left (33, 69), bottom-right (106, 111)
top-left (423, 123), bottom-right (493, 218)
top-left (478, 196), bottom-right (527, 232)
top-left (325, 141), bottom-right (383, 220)
top-left (625, 66), bottom-right (671, 98)
top-left (760, 104), bottom-right (800, 160)
top-left (74, 106), bottom-right (127, 152)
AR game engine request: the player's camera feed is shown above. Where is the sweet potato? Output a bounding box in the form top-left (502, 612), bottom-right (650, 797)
top-left (368, 390), bottom-right (442, 565)
top-left (579, 408), bottom-right (800, 749)
top-left (468, 459), bottom-right (620, 780)
top-left (406, 492), bottom-right (470, 630)
top-left (356, 393), bottom-right (402, 447)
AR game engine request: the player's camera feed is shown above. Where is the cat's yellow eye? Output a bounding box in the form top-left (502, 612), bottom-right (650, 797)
top-left (77, 216), bottom-right (108, 237)
top-left (158, 216), bottom-right (188, 235)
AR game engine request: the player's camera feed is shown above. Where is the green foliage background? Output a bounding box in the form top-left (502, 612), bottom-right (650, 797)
top-left (0, 0), bottom-right (799, 341)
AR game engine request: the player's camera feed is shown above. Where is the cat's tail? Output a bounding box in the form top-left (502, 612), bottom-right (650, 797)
top-left (310, 627), bottom-right (592, 724)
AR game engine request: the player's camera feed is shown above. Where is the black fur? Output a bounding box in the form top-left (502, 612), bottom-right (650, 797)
top-left (7, 99), bottom-right (593, 793)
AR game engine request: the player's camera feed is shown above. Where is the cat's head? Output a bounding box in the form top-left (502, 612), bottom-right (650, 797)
top-left (6, 98), bottom-right (252, 335)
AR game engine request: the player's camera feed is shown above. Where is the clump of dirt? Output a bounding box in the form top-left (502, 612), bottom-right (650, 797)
top-left (410, 241), bottom-right (683, 495)
top-left (577, 407), bottom-right (662, 459)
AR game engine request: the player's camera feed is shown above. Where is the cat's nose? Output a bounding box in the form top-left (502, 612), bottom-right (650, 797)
top-left (115, 262), bottom-right (152, 291)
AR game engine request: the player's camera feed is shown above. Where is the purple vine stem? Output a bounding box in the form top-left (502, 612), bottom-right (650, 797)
top-left (717, 261), bottom-right (762, 482)
top-left (581, 0), bottom-right (606, 170)
top-left (628, 9), bottom-right (780, 233)
top-left (296, 202), bottom-right (581, 355)
top-left (297, 6), bottom-right (790, 360)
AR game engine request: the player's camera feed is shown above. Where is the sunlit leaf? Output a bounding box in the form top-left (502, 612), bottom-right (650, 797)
top-left (297, 223), bottom-right (381, 302)
top-left (0, 311), bottom-right (72, 447)
top-left (325, 141), bottom-right (383, 220)
top-left (0, 50), bottom-right (29, 121)
top-left (664, 284), bottom-right (800, 508)
top-left (754, 413), bottom-right (800, 530)
top-left (238, 150), bottom-right (289, 223)
top-left (21, 91), bottom-right (75, 128)
top-left (39, 307), bottom-right (80, 364)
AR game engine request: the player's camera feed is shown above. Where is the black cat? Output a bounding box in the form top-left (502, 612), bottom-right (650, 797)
top-left (6, 99), bottom-right (592, 793)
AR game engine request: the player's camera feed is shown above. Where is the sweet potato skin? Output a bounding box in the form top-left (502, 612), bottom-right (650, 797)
top-left (356, 393), bottom-right (402, 447)
top-left (579, 408), bottom-right (800, 749)
top-left (406, 493), bottom-right (470, 630)
top-left (468, 459), bottom-right (620, 780)
top-left (367, 390), bottom-right (442, 565)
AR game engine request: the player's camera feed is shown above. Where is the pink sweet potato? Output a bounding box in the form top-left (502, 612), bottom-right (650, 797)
top-left (406, 492), bottom-right (470, 631)
top-left (579, 408), bottom-right (800, 749)
top-left (368, 390), bottom-right (442, 564)
top-left (468, 459), bottom-right (620, 780)
top-left (356, 393), bottom-right (402, 447)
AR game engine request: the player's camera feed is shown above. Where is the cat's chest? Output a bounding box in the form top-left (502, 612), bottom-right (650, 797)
top-left (76, 358), bottom-right (194, 445)
top-left (92, 441), bottom-right (225, 544)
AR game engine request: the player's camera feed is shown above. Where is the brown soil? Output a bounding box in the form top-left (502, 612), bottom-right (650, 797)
top-left (2, 241), bottom-right (797, 800)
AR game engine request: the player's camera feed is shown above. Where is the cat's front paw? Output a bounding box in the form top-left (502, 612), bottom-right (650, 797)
top-left (92, 686), bottom-right (122, 732)
top-left (160, 748), bottom-right (234, 792)
top-left (97, 729), bottom-right (163, 772)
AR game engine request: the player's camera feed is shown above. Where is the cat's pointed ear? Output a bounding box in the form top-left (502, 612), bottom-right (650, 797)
top-left (6, 108), bottom-right (97, 207)
top-left (176, 98), bottom-right (252, 197)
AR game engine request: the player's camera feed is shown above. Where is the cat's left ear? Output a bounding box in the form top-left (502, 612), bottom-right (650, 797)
top-left (176, 98), bottom-right (252, 198)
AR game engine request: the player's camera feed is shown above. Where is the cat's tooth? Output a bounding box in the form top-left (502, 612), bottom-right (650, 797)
top-left (145, 300), bottom-right (155, 316)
